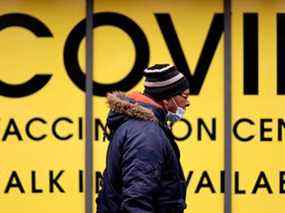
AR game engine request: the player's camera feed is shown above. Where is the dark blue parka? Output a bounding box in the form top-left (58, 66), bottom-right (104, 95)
top-left (96, 92), bottom-right (187, 213)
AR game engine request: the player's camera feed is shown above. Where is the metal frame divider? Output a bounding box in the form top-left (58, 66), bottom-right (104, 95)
top-left (224, 0), bottom-right (232, 213)
top-left (86, 0), bottom-right (94, 213)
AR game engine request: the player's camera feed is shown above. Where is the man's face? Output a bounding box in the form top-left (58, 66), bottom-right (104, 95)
top-left (163, 89), bottom-right (190, 113)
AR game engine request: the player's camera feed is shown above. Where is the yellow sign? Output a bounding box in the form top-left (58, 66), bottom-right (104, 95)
top-left (0, 1), bottom-right (85, 212)
top-left (232, 0), bottom-right (285, 212)
top-left (3, 0), bottom-right (284, 213)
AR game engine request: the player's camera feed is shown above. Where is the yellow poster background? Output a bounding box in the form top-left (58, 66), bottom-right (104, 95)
top-left (5, 1), bottom-right (285, 213)
top-left (232, 0), bottom-right (285, 212)
top-left (0, 1), bottom-right (85, 212)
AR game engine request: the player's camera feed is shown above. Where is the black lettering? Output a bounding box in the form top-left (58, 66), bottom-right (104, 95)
top-left (260, 118), bottom-right (273, 142)
top-left (52, 117), bottom-right (73, 140)
top-left (252, 171), bottom-right (273, 194)
top-left (31, 170), bottom-right (43, 193)
top-left (170, 118), bottom-right (192, 141)
top-left (280, 171), bottom-right (285, 193)
top-left (233, 118), bottom-right (254, 142)
top-left (79, 117), bottom-right (83, 140)
top-left (2, 118), bottom-right (23, 141)
top-left (26, 117), bottom-right (47, 141)
top-left (79, 170), bottom-right (84, 193)
top-left (244, 13), bottom-right (258, 95)
top-left (195, 171), bottom-right (216, 193)
top-left (235, 171), bottom-right (246, 194)
top-left (220, 170), bottom-right (225, 193)
top-left (49, 170), bottom-right (65, 193)
top-left (4, 171), bottom-right (25, 193)
top-left (0, 13), bottom-right (53, 98)
top-left (278, 119), bottom-right (285, 141)
top-left (64, 12), bottom-right (149, 96)
top-left (155, 13), bottom-right (223, 95)
top-left (277, 14), bottom-right (285, 94)
top-left (185, 171), bottom-right (194, 189)
top-left (95, 118), bottom-right (106, 141)
top-left (197, 118), bottom-right (216, 141)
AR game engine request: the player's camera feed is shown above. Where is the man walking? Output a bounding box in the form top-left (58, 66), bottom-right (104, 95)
top-left (97, 64), bottom-right (190, 213)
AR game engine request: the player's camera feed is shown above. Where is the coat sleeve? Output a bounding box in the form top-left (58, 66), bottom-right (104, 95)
top-left (120, 122), bottom-right (166, 213)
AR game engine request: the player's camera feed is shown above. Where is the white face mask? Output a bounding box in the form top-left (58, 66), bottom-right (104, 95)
top-left (166, 98), bottom-right (185, 123)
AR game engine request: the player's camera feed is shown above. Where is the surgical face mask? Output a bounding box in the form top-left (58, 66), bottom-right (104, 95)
top-left (166, 98), bottom-right (185, 122)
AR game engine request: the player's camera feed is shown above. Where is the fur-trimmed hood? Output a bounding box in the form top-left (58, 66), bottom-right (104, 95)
top-left (105, 92), bottom-right (167, 138)
top-left (106, 92), bottom-right (158, 122)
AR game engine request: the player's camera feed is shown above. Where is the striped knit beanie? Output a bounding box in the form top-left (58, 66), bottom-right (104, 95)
top-left (143, 64), bottom-right (189, 101)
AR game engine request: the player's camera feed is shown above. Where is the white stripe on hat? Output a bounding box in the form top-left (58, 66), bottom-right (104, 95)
top-left (144, 73), bottom-right (184, 87)
top-left (144, 64), bottom-right (173, 73)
